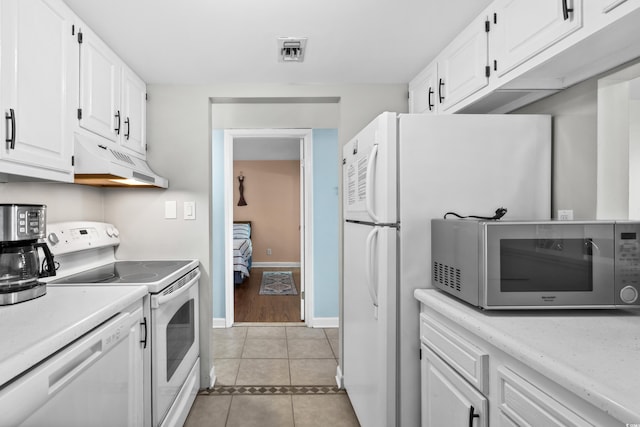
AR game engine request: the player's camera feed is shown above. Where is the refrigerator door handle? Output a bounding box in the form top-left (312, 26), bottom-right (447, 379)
top-left (365, 227), bottom-right (380, 308)
top-left (365, 144), bottom-right (379, 223)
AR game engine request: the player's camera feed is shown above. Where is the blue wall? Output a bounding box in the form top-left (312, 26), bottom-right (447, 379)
top-left (211, 128), bottom-right (339, 320)
top-left (312, 129), bottom-right (340, 318)
top-left (212, 129), bottom-right (226, 318)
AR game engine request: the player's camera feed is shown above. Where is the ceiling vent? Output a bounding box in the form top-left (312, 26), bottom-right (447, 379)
top-left (278, 37), bottom-right (307, 62)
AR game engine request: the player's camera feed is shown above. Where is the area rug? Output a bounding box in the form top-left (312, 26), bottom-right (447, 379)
top-left (259, 271), bottom-right (298, 295)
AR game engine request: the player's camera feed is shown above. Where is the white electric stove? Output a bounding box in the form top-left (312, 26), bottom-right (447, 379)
top-left (45, 221), bottom-right (200, 427)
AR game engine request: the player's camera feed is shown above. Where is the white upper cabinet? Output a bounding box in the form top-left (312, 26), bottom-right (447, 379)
top-left (408, 63), bottom-right (437, 114)
top-left (491, 0), bottom-right (583, 78)
top-left (437, 13), bottom-right (490, 112)
top-left (598, 0), bottom-right (633, 14)
top-left (121, 68), bottom-right (147, 156)
top-left (587, 0), bottom-right (640, 27)
top-left (78, 28), bottom-right (121, 144)
top-left (78, 27), bottom-right (147, 158)
top-left (408, 12), bottom-right (489, 114)
top-left (0, 0), bottom-right (76, 182)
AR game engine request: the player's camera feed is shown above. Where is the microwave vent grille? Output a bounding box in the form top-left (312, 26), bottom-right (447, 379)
top-left (433, 261), bottom-right (461, 292)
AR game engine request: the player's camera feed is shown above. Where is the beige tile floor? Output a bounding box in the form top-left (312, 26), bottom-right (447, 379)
top-left (184, 325), bottom-right (361, 427)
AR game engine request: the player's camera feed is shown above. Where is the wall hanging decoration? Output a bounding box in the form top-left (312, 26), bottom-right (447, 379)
top-left (238, 173), bottom-right (248, 206)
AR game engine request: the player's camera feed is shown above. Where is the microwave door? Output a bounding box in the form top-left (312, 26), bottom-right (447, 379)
top-left (484, 224), bottom-right (616, 308)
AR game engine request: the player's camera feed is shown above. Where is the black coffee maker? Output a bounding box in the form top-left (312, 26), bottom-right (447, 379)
top-left (0, 204), bottom-right (56, 305)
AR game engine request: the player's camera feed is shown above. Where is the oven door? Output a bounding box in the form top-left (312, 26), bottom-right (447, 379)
top-left (484, 223), bottom-right (615, 308)
top-left (150, 269), bottom-right (200, 425)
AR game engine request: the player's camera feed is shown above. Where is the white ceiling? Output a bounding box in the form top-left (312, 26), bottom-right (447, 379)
top-left (62, 0), bottom-right (493, 85)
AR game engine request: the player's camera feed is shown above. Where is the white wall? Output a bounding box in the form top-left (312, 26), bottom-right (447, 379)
top-left (0, 183), bottom-right (104, 222)
top-left (515, 58), bottom-right (640, 220)
top-left (104, 83), bottom-right (407, 387)
top-left (514, 76), bottom-right (598, 219)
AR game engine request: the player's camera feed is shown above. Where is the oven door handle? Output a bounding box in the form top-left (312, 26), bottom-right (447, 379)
top-left (153, 270), bottom-right (201, 308)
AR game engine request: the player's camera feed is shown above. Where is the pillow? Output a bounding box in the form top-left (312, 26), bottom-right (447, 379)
top-left (233, 223), bottom-right (251, 239)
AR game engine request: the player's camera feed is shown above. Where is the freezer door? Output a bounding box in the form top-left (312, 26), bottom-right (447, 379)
top-left (343, 221), bottom-right (397, 427)
top-left (343, 112), bottom-right (398, 224)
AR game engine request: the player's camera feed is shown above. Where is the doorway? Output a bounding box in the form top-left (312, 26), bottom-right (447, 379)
top-left (223, 129), bottom-right (313, 326)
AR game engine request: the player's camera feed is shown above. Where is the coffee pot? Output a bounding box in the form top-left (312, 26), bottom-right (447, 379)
top-left (0, 204), bottom-right (56, 305)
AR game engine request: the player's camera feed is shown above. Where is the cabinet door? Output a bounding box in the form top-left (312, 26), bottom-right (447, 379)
top-left (421, 344), bottom-right (487, 427)
top-left (496, 366), bottom-right (594, 427)
top-left (0, 0), bottom-right (75, 181)
top-left (121, 67), bottom-right (146, 157)
top-left (438, 13), bottom-right (489, 112)
top-left (491, 0), bottom-right (583, 78)
top-left (79, 27), bottom-right (121, 143)
top-left (409, 63), bottom-right (438, 114)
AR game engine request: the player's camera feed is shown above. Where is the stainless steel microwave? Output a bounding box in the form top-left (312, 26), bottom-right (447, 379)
top-left (431, 219), bottom-right (640, 309)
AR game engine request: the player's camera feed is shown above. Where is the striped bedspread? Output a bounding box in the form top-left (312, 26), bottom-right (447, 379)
top-left (233, 223), bottom-right (252, 278)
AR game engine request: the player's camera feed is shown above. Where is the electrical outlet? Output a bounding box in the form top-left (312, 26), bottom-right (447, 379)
top-left (558, 209), bottom-right (574, 221)
top-left (266, 248), bottom-right (272, 256)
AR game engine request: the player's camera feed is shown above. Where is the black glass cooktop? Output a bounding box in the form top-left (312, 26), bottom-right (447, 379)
top-left (50, 260), bottom-right (192, 284)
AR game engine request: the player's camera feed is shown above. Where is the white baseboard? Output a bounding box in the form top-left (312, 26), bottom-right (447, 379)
top-left (209, 366), bottom-right (216, 388)
top-left (311, 317), bottom-right (339, 328)
top-left (211, 318), bottom-right (227, 328)
top-left (335, 365), bottom-right (344, 389)
top-left (251, 262), bottom-right (301, 268)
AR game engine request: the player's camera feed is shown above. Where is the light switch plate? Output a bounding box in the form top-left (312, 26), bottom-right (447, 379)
top-left (165, 201), bottom-right (177, 219)
top-left (184, 201), bottom-right (196, 220)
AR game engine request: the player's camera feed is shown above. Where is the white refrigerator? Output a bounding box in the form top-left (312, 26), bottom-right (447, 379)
top-left (341, 112), bottom-right (551, 427)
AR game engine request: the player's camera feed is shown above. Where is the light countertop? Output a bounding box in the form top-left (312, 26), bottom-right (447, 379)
top-left (414, 288), bottom-right (640, 423)
top-left (0, 285), bottom-right (147, 388)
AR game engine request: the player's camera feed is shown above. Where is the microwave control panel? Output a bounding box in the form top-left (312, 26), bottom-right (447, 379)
top-left (615, 223), bottom-right (640, 305)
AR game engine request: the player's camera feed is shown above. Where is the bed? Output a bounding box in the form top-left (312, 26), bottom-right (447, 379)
top-left (233, 221), bottom-right (253, 285)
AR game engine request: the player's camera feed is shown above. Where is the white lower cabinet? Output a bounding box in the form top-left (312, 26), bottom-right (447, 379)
top-left (421, 344), bottom-right (488, 427)
top-left (419, 308), bottom-right (622, 426)
top-left (496, 367), bottom-right (593, 427)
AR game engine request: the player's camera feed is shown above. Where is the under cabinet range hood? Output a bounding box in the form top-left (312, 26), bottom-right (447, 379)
top-left (73, 134), bottom-right (168, 188)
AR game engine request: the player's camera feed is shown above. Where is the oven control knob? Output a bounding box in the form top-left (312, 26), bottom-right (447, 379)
top-left (48, 232), bottom-right (59, 246)
top-left (620, 286), bottom-right (638, 304)
top-left (112, 227), bottom-right (120, 237)
top-left (106, 227), bottom-right (114, 237)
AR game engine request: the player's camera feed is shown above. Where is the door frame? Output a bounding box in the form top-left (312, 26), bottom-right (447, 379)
top-left (223, 128), bottom-right (313, 327)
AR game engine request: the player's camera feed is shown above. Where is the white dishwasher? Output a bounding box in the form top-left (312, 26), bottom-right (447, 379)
top-left (0, 295), bottom-right (146, 427)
